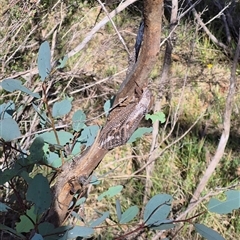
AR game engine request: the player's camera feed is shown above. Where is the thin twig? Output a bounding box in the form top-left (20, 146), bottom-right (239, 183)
top-left (96, 0), bottom-right (130, 55)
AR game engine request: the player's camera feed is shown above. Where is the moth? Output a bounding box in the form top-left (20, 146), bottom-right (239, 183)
top-left (99, 88), bottom-right (152, 150)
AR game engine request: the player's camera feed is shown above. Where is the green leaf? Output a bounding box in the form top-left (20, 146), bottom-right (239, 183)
top-left (63, 226), bottom-right (94, 238)
top-left (38, 130), bottom-right (73, 145)
top-left (146, 111), bottom-right (166, 123)
top-left (52, 99), bottom-right (72, 118)
top-left (104, 97), bottom-right (114, 116)
top-left (26, 174), bottom-right (52, 215)
top-left (45, 151), bottom-right (62, 168)
top-left (120, 206), bottom-right (139, 224)
top-left (127, 127), bottom-right (153, 143)
top-left (0, 79), bottom-right (40, 98)
top-left (89, 175), bottom-right (100, 185)
top-left (116, 199), bottom-right (122, 222)
top-left (98, 185), bottom-right (123, 201)
top-left (28, 137), bottom-right (45, 163)
top-left (16, 206), bottom-right (36, 233)
top-left (0, 101), bottom-right (15, 119)
top-left (144, 194), bottom-right (172, 225)
top-left (75, 197), bottom-right (86, 207)
top-left (0, 224), bottom-right (26, 238)
top-left (38, 41), bottom-right (51, 81)
top-left (72, 110), bottom-right (86, 131)
top-left (38, 222), bottom-right (55, 236)
top-left (56, 55), bottom-right (68, 69)
top-left (0, 168), bottom-right (20, 185)
top-left (0, 118), bottom-right (21, 141)
top-left (208, 190), bottom-right (240, 214)
top-left (0, 202), bottom-right (11, 212)
top-left (90, 211), bottom-right (109, 227)
top-left (78, 125), bottom-right (99, 147)
top-left (194, 223), bottom-right (225, 240)
top-left (31, 233), bottom-right (44, 240)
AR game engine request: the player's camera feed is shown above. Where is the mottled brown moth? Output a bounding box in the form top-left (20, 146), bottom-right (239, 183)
top-left (99, 88), bottom-right (152, 150)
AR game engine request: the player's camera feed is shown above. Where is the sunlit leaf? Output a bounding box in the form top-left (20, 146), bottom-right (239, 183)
top-left (98, 185), bottom-right (123, 201)
top-left (78, 125), bottom-right (99, 147)
top-left (38, 130), bottom-right (73, 145)
top-left (208, 190), bottom-right (240, 214)
top-left (38, 41), bottom-right (51, 81)
top-left (52, 99), bottom-right (72, 118)
top-left (146, 111), bottom-right (166, 123)
top-left (120, 206), bottom-right (139, 224)
top-left (0, 79), bottom-right (40, 98)
top-left (56, 55), bottom-right (68, 69)
top-left (72, 110), bottom-right (86, 131)
top-left (0, 118), bottom-right (21, 141)
top-left (128, 127), bottom-right (152, 143)
top-left (0, 101), bottom-right (15, 119)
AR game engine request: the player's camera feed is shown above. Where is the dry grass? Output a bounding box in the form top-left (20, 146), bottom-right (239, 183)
top-left (1, 1), bottom-right (240, 239)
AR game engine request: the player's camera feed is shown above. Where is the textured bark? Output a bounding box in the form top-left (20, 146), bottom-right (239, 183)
top-left (44, 0), bottom-right (163, 227)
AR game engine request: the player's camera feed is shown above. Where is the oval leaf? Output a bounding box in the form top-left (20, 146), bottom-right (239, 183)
top-left (26, 174), bottom-right (52, 215)
top-left (52, 99), bottom-right (72, 118)
top-left (0, 118), bottom-right (21, 141)
top-left (90, 211), bottom-right (109, 227)
top-left (1, 79), bottom-right (40, 98)
top-left (72, 110), bottom-right (86, 131)
top-left (38, 41), bottom-right (51, 81)
top-left (98, 185), bottom-right (123, 201)
top-left (194, 223), bottom-right (225, 240)
top-left (38, 130), bottom-right (73, 145)
top-left (208, 190), bottom-right (240, 214)
top-left (120, 206), bottom-right (139, 224)
top-left (144, 194), bottom-right (172, 225)
top-left (128, 127), bottom-right (153, 143)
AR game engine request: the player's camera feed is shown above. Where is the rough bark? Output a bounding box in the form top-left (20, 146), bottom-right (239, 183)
top-left (44, 0), bottom-right (163, 227)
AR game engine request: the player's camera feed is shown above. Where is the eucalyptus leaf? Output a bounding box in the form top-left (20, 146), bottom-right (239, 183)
top-left (194, 223), bottom-right (225, 240)
top-left (0, 118), bottom-right (21, 141)
top-left (144, 194), bottom-right (172, 225)
top-left (98, 185), bottom-right (123, 201)
top-left (0, 79), bottom-right (40, 98)
top-left (208, 190), bottom-right (240, 214)
top-left (0, 101), bottom-right (15, 119)
top-left (120, 206), bottom-right (139, 224)
top-left (38, 41), bottom-right (51, 81)
top-left (26, 174), bottom-right (52, 215)
top-left (52, 99), bottom-right (72, 118)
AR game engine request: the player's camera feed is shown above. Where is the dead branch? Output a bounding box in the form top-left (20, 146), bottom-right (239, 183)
top-left (44, 0), bottom-right (163, 227)
top-left (187, 0), bottom-right (230, 53)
